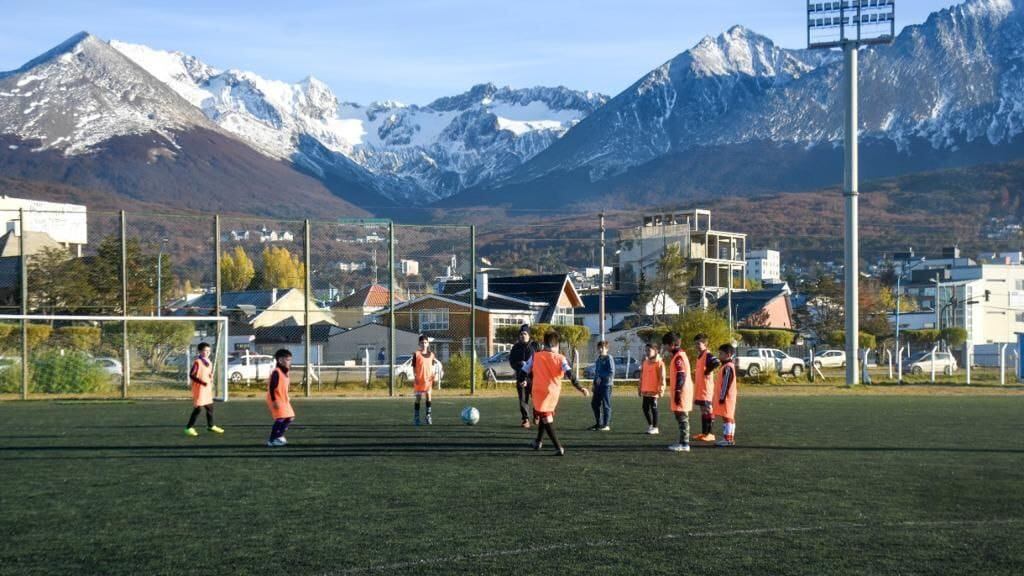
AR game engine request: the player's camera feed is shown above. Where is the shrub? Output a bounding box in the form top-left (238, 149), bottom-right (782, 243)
top-left (444, 353), bottom-right (484, 389)
top-left (54, 326), bottom-right (102, 352)
top-left (828, 330), bottom-right (876, 349)
top-left (0, 361), bottom-right (22, 394)
top-left (738, 329), bottom-right (795, 349)
top-left (30, 351), bottom-right (110, 394)
top-left (941, 327), bottom-right (967, 347)
top-left (903, 329), bottom-right (941, 346)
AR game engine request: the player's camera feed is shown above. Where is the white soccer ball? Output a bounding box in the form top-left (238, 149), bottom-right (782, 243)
top-left (460, 406), bottom-right (480, 426)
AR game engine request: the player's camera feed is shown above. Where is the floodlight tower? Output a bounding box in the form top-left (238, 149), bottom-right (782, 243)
top-left (808, 0), bottom-right (895, 386)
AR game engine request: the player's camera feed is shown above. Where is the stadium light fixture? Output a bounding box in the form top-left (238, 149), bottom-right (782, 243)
top-left (807, 0), bottom-right (895, 387)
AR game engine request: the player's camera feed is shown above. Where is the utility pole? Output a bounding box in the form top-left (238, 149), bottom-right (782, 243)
top-left (807, 0), bottom-right (895, 387)
top-left (599, 212), bottom-right (606, 341)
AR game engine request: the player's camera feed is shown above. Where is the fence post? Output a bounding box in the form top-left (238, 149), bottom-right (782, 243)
top-left (304, 219), bottom-right (312, 397)
top-left (599, 212), bottom-right (606, 342)
top-left (19, 209), bottom-right (28, 400)
top-left (388, 221), bottom-right (396, 398)
top-left (1000, 343), bottom-right (1008, 386)
top-left (120, 210), bottom-right (130, 399)
top-left (214, 215), bottom-right (222, 318)
top-left (470, 224), bottom-right (477, 396)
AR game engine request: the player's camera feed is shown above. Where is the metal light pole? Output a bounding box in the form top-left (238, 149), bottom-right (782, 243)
top-left (807, 0), bottom-right (895, 387)
top-left (599, 212), bottom-right (606, 341)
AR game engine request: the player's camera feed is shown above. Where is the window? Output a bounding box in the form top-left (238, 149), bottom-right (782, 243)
top-left (554, 306), bottom-right (574, 326)
top-left (1016, 312), bottom-right (1024, 323)
top-left (419, 308), bottom-right (449, 332)
top-left (1016, 280), bottom-right (1024, 291)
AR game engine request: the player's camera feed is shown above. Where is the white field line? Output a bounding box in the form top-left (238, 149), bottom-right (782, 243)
top-left (328, 518), bottom-right (1023, 575)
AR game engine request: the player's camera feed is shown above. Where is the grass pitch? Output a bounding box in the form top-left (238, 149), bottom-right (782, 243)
top-left (1, 394), bottom-right (1023, 575)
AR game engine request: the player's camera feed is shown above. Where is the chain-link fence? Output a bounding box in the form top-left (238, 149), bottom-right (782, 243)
top-left (4, 203), bottom-right (1020, 399)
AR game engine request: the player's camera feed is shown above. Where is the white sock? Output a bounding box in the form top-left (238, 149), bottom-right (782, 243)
top-left (723, 422), bottom-right (736, 437)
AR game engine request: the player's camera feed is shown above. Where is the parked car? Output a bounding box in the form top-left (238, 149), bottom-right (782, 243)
top-left (903, 350), bottom-right (958, 375)
top-left (94, 357), bottom-right (123, 377)
top-left (483, 351), bottom-right (517, 382)
top-left (736, 348), bottom-right (805, 377)
top-left (809, 349), bottom-right (846, 369)
top-left (375, 354), bottom-right (445, 387)
top-left (227, 354), bottom-right (276, 383)
top-left (582, 356), bottom-right (641, 380)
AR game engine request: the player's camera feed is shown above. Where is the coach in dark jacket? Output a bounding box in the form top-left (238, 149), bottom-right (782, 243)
top-left (508, 324), bottom-right (540, 428)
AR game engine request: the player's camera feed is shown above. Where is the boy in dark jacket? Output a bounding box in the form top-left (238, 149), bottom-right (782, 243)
top-left (508, 324), bottom-right (540, 428)
top-left (589, 340), bottom-right (615, 431)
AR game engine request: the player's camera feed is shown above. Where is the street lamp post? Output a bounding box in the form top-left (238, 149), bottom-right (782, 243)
top-left (895, 256), bottom-right (926, 384)
top-left (807, 0), bottom-right (896, 386)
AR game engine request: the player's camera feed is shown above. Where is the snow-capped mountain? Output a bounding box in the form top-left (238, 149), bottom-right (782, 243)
top-left (109, 41), bottom-right (606, 202)
top-left (500, 25), bottom-right (837, 184)
top-left (473, 0), bottom-right (1024, 203)
top-left (0, 32), bottom-right (212, 154)
top-left (0, 32), bottom-right (367, 218)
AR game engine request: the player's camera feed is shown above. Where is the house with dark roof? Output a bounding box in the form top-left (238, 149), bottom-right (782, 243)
top-left (174, 288), bottom-right (336, 329)
top-left (716, 287), bottom-right (793, 330)
top-left (579, 291), bottom-right (681, 337)
top-left (387, 273), bottom-right (583, 360)
top-left (0, 256), bottom-right (19, 312)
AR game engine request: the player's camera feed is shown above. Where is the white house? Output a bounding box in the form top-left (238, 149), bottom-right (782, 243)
top-left (578, 291), bottom-right (680, 337)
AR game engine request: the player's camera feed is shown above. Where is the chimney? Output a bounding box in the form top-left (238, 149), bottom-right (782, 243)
top-left (477, 272), bottom-right (489, 301)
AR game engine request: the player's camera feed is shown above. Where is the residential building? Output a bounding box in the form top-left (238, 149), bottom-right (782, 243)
top-left (893, 262), bottom-right (1024, 354)
top-left (717, 287), bottom-right (794, 330)
top-left (174, 288), bottom-right (336, 329)
top-left (399, 259), bottom-right (419, 277)
top-left (747, 249), bottom-right (781, 283)
top-left (577, 292), bottom-right (681, 337)
top-left (321, 323), bottom-right (422, 365)
top-left (0, 196), bottom-right (87, 257)
top-left (331, 284), bottom-right (396, 328)
top-left (387, 273), bottom-right (583, 359)
top-left (617, 209), bottom-right (746, 304)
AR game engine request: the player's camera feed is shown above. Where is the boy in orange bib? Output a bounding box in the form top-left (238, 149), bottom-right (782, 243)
top-left (520, 332), bottom-right (589, 456)
top-left (691, 333), bottom-right (721, 442)
top-left (713, 343), bottom-right (739, 447)
top-left (662, 332), bottom-right (692, 453)
top-left (412, 335), bottom-right (441, 426)
top-left (638, 343), bottom-right (665, 435)
top-left (184, 342), bottom-right (224, 436)
top-left (266, 349), bottom-right (295, 447)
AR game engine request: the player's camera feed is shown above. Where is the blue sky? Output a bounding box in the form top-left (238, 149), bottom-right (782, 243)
top-left (0, 0), bottom-right (958, 105)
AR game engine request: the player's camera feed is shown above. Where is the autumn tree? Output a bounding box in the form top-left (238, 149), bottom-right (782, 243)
top-left (261, 246), bottom-right (305, 289)
top-left (221, 246), bottom-right (256, 291)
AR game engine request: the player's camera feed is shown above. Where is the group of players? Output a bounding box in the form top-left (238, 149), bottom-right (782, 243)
top-left (508, 325), bottom-right (738, 455)
top-left (181, 324), bottom-right (738, 453)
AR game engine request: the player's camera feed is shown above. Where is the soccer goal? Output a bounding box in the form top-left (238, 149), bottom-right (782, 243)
top-left (0, 314), bottom-right (230, 401)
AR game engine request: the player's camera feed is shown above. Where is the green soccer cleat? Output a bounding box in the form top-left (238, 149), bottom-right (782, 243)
top-left (209, 426), bottom-right (225, 434)
top-left (184, 427), bottom-right (198, 437)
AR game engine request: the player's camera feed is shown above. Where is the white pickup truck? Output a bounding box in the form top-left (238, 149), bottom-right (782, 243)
top-left (735, 348), bottom-right (805, 377)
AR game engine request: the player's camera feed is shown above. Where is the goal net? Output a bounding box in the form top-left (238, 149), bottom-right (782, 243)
top-left (0, 314), bottom-right (229, 401)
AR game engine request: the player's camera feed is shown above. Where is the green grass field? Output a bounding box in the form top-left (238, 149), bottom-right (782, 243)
top-left (2, 394), bottom-right (1023, 575)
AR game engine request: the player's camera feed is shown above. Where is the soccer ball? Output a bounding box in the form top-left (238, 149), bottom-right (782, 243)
top-left (460, 406), bottom-right (480, 426)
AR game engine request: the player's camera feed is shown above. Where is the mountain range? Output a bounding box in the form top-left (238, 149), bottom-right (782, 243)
top-left (1, 0), bottom-right (1023, 216)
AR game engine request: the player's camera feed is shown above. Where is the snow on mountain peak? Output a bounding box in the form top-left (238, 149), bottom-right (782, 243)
top-left (0, 32), bottom-right (211, 154)
top-left (105, 41), bottom-right (606, 202)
